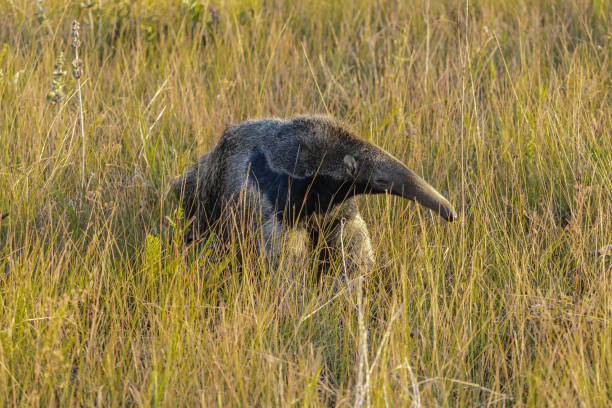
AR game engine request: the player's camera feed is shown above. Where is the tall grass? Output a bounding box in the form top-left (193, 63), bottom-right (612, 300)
top-left (0, 0), bottom-right (611, 406)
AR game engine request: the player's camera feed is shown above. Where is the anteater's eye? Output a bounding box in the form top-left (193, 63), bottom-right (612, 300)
top-left (343, 155), bottom-right (358, 177)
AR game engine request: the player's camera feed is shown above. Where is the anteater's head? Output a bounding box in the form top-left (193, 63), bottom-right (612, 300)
top-left (263, 116), bottom-right (457, 221)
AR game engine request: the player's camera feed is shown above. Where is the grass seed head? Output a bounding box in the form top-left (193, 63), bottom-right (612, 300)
top-left (70, 20), bottom-right (81, 47)
top-left (46, 51), bottom-right (66, 103)
top-left (72, 57), bottom-right (83, 79)
top-left (70, 20), bottom-right (83, 79)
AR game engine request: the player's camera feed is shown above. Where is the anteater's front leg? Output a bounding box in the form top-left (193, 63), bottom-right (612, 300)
top-left (327, 213), bottom-right (374, 273)
top-left (315, 199), bottom-right (374, 275)
top-left (258, 216), bottom-right (310, 272)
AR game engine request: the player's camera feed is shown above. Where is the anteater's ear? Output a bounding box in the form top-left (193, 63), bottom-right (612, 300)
top-left (343, 154), bottom-right (359, 178)
top-left (264, 123), bottom-right (317, 179)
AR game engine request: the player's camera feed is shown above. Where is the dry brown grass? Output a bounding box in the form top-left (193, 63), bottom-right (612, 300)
top-left (0, 0), bottom-right (611, 406)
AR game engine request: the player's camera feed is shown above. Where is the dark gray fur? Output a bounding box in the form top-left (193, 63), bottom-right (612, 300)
top-left (173, 115), bottom-right (456, 270)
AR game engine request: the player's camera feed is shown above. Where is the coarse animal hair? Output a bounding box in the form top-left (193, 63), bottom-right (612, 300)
top-left (173, 115), bottom-right (456, 271)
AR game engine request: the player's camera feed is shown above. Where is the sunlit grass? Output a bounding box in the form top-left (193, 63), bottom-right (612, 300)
top-left (0, 0), bottom-right (611, 406)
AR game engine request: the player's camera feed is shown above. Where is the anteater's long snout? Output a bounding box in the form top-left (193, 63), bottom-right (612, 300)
top-left (395, 167), bottom-right (456, 222)
top-left (373, 158), bottom-right (457, 222)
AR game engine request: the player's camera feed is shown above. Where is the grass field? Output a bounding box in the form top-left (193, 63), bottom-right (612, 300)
top-left (1, 0), bottom-right (611, 406)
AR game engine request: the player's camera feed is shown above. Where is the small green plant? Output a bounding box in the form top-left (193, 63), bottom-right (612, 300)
top-left (70, 19), bottom-right (86, 191)
top-left (143, 232), bottom-right (162, 275)
top-left (46, 51), bottom-right (66, 103)
top-left (34, 0), bottom-right (53, 35)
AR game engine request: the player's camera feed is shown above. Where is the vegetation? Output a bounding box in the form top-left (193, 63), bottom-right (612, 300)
top-left (0, 0), bottom-right (611, 406)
